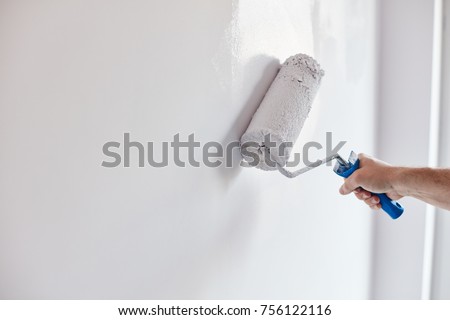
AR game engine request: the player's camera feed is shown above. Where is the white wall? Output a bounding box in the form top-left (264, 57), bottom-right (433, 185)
top-left (0, 0), bottom-right (377, 298)
top-left (375, 0), bottom-right (435, 299)
top-left (432, 0), bottom-right (450, 300)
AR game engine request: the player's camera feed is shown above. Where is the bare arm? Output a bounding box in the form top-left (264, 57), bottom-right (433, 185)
top-left (339, 154), bottom-right (450, 211)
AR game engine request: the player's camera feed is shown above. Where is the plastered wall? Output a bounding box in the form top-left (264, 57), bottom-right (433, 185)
top-left (0, 0), bottom-right (377, 298)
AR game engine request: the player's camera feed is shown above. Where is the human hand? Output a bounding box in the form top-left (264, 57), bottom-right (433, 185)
top-left (339, 154), bottom-right (403, 210)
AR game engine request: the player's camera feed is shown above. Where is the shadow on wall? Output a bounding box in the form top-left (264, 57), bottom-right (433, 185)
top-left (218, 55), bottom-right (280, 188)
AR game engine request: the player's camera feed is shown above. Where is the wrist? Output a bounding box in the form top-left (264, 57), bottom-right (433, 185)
top-left (389, 166), bottom-right (409, 197)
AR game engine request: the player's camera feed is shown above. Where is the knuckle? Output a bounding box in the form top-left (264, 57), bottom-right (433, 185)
top-left (361, 190), bottom-right (371, 198)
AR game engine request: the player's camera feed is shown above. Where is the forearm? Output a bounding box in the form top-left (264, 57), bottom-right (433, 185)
top-left (392, 167), bottom-right (450, 210)
top-left (340, 154), bottom-right (450, 212)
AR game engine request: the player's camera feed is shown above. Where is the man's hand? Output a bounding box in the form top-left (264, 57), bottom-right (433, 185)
top-left (338, 154), bottom-right (403, 210)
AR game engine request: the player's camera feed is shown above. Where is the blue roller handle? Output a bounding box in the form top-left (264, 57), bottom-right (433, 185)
top-left (336, 158), bottom-right (404, 220)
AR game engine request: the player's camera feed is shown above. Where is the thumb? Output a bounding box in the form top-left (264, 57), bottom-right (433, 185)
top-left (339, 175), bottom-right (360, 195)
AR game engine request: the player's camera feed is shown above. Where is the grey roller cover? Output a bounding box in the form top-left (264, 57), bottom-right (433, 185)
top-left (240, 53), bottom-right (324, 171)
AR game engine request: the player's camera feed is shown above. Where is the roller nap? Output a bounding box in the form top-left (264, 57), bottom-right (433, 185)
top-left (240, 54), bottom-right (324, 170)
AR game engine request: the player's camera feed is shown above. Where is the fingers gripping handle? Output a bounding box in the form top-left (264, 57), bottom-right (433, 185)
top-left (334, 155), bottom-right (404, 220)
top-left (375, 193), bottom-right (404, 220)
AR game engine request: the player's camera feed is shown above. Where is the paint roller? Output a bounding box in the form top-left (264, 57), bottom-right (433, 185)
top-left (240, 53), bottom-right (404, 219)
